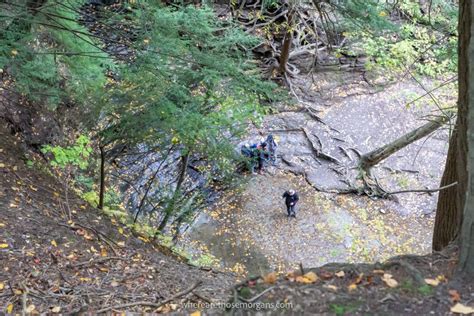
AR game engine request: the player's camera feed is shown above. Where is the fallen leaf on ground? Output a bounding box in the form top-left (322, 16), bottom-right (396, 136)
top-left (169, 303), bottom-right (178, 310)
top-left (355, 273), bottom-right (364, 284)
top-left (51, 240), bottom-right (57, 247)
top-left (381, 274), bottom-right (398, 288)
top-left (366, 275), bottom-right (374, 284)
top-left (84, 232), bottom-right (94, 240)
top-left (424, 278), bottom-right (440, 286)
top-left (0, 282), bottom-right (4, 290)
top-left (449, 289), bottom-right (461, 303)
top-left (25, 304), bottom-right (35, 313)
top-left (51, 306), bottom-right (61, 313)
top-left (0, 244), bottom-right (8, 249)
top-left (190, 311), bottom-right (201, 316)
top-left (66, 253), bottom-right (76, 260)
top-left (110, 280), bottom-right (119, 287)
top-left (6, 304), bottom-right (13, 313)
top-left (138, 236), bottom-right (149, 243)
top-left (285, 272), bottom-right (296, 281)
top-left (296, 272), bottom-right (318, 284)
top-left (100, 248), bottom-right (107, 257)
top-left (304, 272), bottom-right (318, 282)
top-left (117, 241), bottom-right (125, 247)
top-left (437, 275), bottom-right (447, 282)
top-left (335, 271), bottom-right (345, 278)
top-left (347, 283), bottom-right (357, 291)
top-left (450, 303), bottom-right (474, 314)
top-left (263, 272), bottom-right (277, 284)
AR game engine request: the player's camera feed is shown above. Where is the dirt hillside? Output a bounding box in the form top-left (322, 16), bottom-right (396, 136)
top-left (0, 122), bottom-right (235, 314)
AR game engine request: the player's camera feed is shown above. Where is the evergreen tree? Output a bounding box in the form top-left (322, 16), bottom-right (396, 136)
top-left (0, 0), bottom-right (111, 108)
top-left (93, 3), bottom-right (278, 229)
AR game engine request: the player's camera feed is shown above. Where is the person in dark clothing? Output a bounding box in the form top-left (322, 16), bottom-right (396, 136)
top-left (265, 134), bottom-right (278, 165)
top-left (240, 143), bottom-right (252, 158)
top-left (256, 142), bottom-right (268, 174)
top-left (282, 189), bottom-right (299, 217)
top-left (240, 141), bottom-right (271, 175)
top-left (251, 142), bottom-right (269, 174)
top-left (241, 143), bottom-right (257, 173)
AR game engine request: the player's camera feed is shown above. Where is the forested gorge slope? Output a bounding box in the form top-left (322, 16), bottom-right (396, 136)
top-left (1, 0), bottom-right (474, 314)
top-left (0, 124), bottom-right (236, 313)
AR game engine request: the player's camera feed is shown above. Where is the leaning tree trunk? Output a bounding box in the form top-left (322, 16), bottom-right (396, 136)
top-left (458, 0), bottom-right (474, 276)
top-left (359, 116), bottom-right (448, 174)
top-left (433, 127), bottom-right (460, 251)
top-left (156, 153), bottom-right (189, 232)
top-left (278, 11), bottom-right (294, 75)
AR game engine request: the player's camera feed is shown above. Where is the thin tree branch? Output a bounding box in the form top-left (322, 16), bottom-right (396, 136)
top-left (387, 182), bottom-right (458, 195)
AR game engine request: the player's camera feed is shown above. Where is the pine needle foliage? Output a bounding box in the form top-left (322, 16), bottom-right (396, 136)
top-left (0, 0), bottom-right (111, 108)
top-left (98, 3), bottom-right (278, 176)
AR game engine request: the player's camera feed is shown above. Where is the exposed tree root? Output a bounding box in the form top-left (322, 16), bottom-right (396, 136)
top-left (382, 260), bottom-right (425, 285)
top-left (301, 127), bottom-right (341, 164)
top-left (338, 146), bottom-right (353, 161)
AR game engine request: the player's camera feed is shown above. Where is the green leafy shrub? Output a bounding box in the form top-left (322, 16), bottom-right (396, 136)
top-left (41, 135), bottom-right (92, 169)
top-left (82, 190), bottom-right (99, 207)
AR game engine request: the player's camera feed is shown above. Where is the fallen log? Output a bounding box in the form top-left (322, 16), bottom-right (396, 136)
top-left (359, 115), bottom-right (449, 174)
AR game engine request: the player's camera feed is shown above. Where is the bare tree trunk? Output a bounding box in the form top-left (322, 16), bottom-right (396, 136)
top-left (359, 116), bottom-right (448, 174)
top-left (133, 146), bottom-right (173, 222)
top-left (134, 166), bottom-right (161, 223)
top-left (64, 167), bottom-right (72, 220)
top-left (433, 128), bottom-right (460, 251)
top-left (458, 0), bottom-right (474, 276)
top-left (157, 153), bottom-right (189, 232)
top-left (98, 145), bottom-right (106, 210)
top-left (278, 11), bottom-right (294, 75)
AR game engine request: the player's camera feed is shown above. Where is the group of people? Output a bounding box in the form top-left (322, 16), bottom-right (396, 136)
top-left (240, 135), bottom-right (300, 219)
top-left (240, 134), bottom-right (277, 174)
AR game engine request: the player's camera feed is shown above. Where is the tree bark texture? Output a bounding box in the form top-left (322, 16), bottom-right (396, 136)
top-left (458, 0), bottom-right (474, 276)
top-left (278, 11), bottom-right (294, 75)
top-left (433, 127), bottom-right (460, 251)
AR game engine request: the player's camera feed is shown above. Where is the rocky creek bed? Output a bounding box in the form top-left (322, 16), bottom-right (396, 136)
top-left (181, 70), bottom-right (455, 276)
